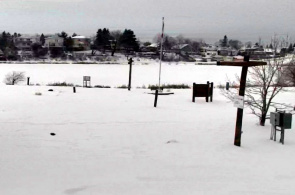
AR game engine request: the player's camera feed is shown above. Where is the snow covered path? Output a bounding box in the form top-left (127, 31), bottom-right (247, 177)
top-left (0, 85), bottom-right (294, 195)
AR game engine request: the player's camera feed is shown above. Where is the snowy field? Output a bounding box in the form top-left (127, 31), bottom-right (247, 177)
top-left (0, 63), bottom-right (295, 195)
top-left (0, 62), bottom-right (242, 87)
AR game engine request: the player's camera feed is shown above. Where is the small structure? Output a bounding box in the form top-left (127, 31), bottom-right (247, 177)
top-left (83, 76), bottom-right (91, 88)
top-left (270, 110), bottom-right (292, 144)
top-left (192, 81), bottom-right (213, 102)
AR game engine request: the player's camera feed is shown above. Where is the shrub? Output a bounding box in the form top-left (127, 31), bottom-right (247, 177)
top-left (35, 92), bottom-right (42, 96)
top-left (47, 82), bottom-right (74, 87)
top-left (3, 71), bottom-right (25, 85)
top-left (94, 85), bottom-right (111, 88)
top-left (117, 85), bottom-right (128, 89)
top-left (148, 84), bottom-right (190, 90)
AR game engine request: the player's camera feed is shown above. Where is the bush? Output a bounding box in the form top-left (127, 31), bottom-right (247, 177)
top-left (117, 85), bottom-right (128, 89)
top-left (3, 71), bottom-right (25, 85)
top-left (35, 92), bottom-right (42, 96)
top-left (47, 82), bottom-right (74, 87)
top-left (94, 85), bottom-right (111, 88)
top-left (148, 84), bottom-right (190, 90)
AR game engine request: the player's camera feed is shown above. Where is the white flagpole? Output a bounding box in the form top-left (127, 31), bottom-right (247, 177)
top-left (158, 17), bottom-right (164, 89)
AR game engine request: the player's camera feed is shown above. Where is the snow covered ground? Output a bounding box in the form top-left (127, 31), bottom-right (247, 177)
top-left (0, 62), bottom-right (241, 87)
top-left (0, 63), bottom-right (295, 195)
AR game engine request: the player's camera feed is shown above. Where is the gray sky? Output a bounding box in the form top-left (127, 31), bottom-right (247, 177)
top-left (0, 0), bottom-right (294, 43)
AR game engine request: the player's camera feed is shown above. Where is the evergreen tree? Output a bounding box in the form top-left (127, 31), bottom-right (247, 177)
top-left (95, 28), bottom-right (111, 51)
top-left (288, 43), bottom-right (294, 53)
top-left (119, 29), bottom-right (139, 52)
top-left (40, 34), bottom-right (45, 46)
top-left (64, 37), bottom-right (74, 52)
top-left (0, 31), bottom-right (8, 50)
top-left (220, 35), bottom-right (228, 47)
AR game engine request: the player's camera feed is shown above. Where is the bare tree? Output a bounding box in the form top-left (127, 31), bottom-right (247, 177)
top-left (4, 71), bottom-right (25, 85)
top-left (282, 58), bottom-right (295, 86)
top-left (221, 57), bottom-right (293, 126)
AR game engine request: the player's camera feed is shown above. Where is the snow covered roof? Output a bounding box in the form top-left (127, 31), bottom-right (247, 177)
top-left (45, 35), bottom-right (63, 40)
top-left (148, 43), bottom-right (158, 48)
top-left (171, 44), bottom-right (189, 50)
top-left (72, 36), bottom-right (87, 39)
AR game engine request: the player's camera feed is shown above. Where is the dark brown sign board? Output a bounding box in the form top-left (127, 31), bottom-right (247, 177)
top-left (217, 59), bottom-right (267, 146)
top-left (83, 76), bottom-right (91, 81)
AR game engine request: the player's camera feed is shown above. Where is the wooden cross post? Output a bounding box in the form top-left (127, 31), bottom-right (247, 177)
top-left (217, 57), bottom-right (267, 146)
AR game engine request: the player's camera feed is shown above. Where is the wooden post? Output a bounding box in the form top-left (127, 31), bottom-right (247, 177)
top-left (192, 83), bottom-right (195, 102)
top-left (217, 56), bottom-right (266, 147)
top-left (27, 77), bottom-right (30, 86)
top-left (73, 86), bottom-right (76, 93)
top-left (226, 82), bottom-right (229, 90)
top-left (210, 82), bottom-right (213, 102)
top-left (128, 57), bottom-right (133, 91)
top-left (234, 60), bottom-right (249, 146)
top-left (154, 89), bottom-right (159, 107)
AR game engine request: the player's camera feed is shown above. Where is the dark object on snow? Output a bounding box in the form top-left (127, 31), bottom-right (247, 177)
top-left (73, 86), bottom-right (76, 93)
top-left (48, 89), bottom-right (54, 92)
top-left (50, 133), bottom-right (56, 136)
top-left (192, 81), bottom-right (213, 102)
top-left (166, 140), bottom-right (178, 144)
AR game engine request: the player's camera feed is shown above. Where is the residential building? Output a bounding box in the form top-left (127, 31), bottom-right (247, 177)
top-left (44, 35), bottom-right (64, 48)
top-left (14, 35), bottom-right (39, 51)
top-left (72, 35), bottom-right (91, 50)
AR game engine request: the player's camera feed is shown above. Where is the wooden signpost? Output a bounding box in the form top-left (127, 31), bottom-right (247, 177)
top-left (128, 57), bottom-right (134, 91)
top-left (217, 56), bottom-right (267, 146)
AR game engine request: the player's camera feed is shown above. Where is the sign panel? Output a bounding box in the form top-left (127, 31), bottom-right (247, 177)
top-left (83, 76), bottom-right (91, 81)
top-left (234, 95), bottom-right (244, 109)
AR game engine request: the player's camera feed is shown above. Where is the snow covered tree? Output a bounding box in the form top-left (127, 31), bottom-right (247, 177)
top-left (4, 71), bottom-right (25, 85)
top-left (282, 59), bottom-right (295, 86)
top-left (221, 57), bottom-right (293, 126)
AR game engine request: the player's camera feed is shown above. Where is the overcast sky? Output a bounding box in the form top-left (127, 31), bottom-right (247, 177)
top-left (0, 0), bottom-right (294, 43)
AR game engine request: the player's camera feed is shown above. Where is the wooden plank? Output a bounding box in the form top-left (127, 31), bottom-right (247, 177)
top-left (217, 61), bottom-right (267, 67)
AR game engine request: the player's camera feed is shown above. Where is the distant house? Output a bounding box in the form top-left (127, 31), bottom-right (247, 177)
top-left (14, 35), bottom-right (39, 51)
top-left (171, 44), bottom-right (193, 55)
top-left (72, 35), bottom-right (91, 51)
top-left (140, 43), bottom-right (158, 52)
top-left (217, 47), bottom-right (238, 56)
top-left (44, 35), bottom-right (64, 48)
